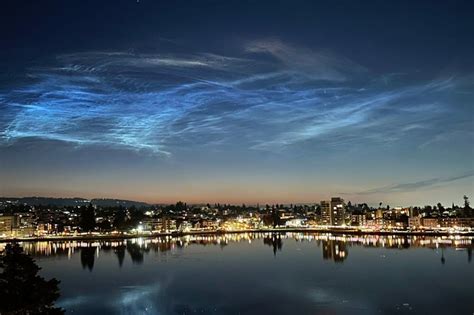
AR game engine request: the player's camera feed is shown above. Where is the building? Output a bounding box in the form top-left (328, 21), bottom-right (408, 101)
top-left (375, 209), bottom-right (384, 219)
top-left (374, 208), bottom-right (384, 227)
top-left (408, 216), bottom-right (422, 229)
top-left (421, 218), bottom-right (439, 229)
top-left (178, 221), bottom-right (193, 232)
top-left (320, 198), bottom-right (345, 226)
top-left (0, 215), bottom-right (18, 236)
top-left (141, 218), bottom-right (161, 232)
top-left (365, 219), bottom-right (376, 228)
top-left (455, 218), bottom-right (474, 228)
top-left (439, 217), bottom-right (474, 228)
top-left (331, 197), bottom-right (345, 226)
top-left (320, 201), bottom-right (331, 225)
top-left (351, 213), bottom-right (366, 226)
top-left (285, 218), bottom-right (306, 227)
top-left (140, 218), bottom-right (177, 233)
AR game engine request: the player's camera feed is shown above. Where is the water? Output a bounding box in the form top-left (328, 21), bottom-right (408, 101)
top-left (14, 233), bottom-right (474, 314)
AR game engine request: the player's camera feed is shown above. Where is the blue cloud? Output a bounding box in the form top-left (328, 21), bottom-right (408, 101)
top-left (0, 41), bottom-right (470, 157)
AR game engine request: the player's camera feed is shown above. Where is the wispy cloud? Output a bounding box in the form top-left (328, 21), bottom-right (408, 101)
top-left (347, 171), bottom-right (474, 195)
top-left (0, 40), bottom-right (469, 156)
top-left (245, 38), bottom-right (367, 81)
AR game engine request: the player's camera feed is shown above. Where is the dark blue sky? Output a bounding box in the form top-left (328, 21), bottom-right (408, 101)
top-left (1, 0), bottom-right (473, 205)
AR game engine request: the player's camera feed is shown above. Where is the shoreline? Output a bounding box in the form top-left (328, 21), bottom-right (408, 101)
top-left (1, 227), bottom-right (473, 243)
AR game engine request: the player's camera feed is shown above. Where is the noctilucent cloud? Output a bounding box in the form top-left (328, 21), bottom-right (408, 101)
top-left (1, 1), bottom-right (473, 205)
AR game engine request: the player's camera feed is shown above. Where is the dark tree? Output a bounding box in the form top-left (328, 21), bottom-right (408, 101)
top-left (80, 203), bottom-right (96, 232)
top-left (315, 205), bottom-right (321, 216)
top-left (175, 201), bottom-right (185, 212)
top-left (460, 195), bottom-right (472, 217)
top-left (262, 214), bottom-right (274, 227)
top-left (129, 207), bottom-right (145, 227)
top-left (464, 195), bottom-right (470, 209)
top-left (0, 243), bottom-right (64, 314)
top-left (97, 219), bottom-right (112, 231)
top-left (113, 206), bottom-right (127, 230)
top-left (271, 208), bottom-right (280, 228)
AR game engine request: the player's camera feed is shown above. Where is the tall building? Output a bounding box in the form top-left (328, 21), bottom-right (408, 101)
top-left (0, 215), bottom-right (18, 236)
top-left (320, 201), bottom-right (331, 225)
top-left (320, 198), bottom-right (345, 226)
top-left (375, 208), bottom-right (383, 219)
top-left (331, 197), bottom-right (345, 226)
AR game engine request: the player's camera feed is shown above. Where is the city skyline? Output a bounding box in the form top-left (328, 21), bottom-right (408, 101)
top-left (1, 1), bottom-right (473, 206)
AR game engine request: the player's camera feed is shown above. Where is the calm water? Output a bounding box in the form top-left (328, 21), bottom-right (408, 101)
top-left (15, 233), bottom-right (474, 314)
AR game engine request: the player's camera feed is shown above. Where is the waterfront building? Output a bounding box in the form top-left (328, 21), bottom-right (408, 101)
top-left (140, 218), bottom-right (177, 233)
top-left (0, 215), bottom-right (18, 236)
top-left (351, 213), bottom-right (366, 226)
top-left (141, 218), bottom-right (161, 231)
top-left (408, 216), bottom-right (422, 229)
top-left (375, 209), bottom-right (383, 219)
top-left (321, 201), bottom-right (331, 225)
top-left (455, 218), bottom-right (474, 227)
top-left (179, 221), bottom-right (192, 232)
top-left (421, 218), bottom-right (439, 229)
top-left (197, 219), bottom-right (220, 230)
top-left (320, 198), bottom-right (345, 226)
top-left (331, 197), bottom-right (345, 226)
top-left (285, 218), bottom-right (305, 227)
top-left (439, 217), bottom-right (474, 228)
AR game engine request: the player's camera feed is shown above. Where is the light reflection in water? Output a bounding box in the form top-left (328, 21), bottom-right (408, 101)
top-left (5, 232), bottom-right (473, 267)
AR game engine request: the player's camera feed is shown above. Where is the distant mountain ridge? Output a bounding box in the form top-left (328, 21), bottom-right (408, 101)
top-left (0, 197), bottom-right (149, 208)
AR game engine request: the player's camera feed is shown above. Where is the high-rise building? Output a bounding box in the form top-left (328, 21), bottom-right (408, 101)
top-left (320, 198), bottom-right (345, 226)
top-left (0, 215), bottom-right (18, 235)
top-left (320, 201), bottom-right (331, 225)
top-left (331, 197), bottom-right (345, 226)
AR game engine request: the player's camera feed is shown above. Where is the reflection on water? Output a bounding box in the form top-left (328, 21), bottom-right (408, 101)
top-left (263, 233), bottom-right (283, 256)
top-left (80, 246), bottom-right (96, 271)
top-left (322, 240), bottom-right (347, 262)
top-left (115, 245), bottom-right (126, 267)
top-left (11, 232), bottom-right (474, 269)
top-left (3, 233), bottom-right (473, 315)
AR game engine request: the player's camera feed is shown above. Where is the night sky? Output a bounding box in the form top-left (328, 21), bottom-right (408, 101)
top-left (1, 0), bottom-right (473, 205)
